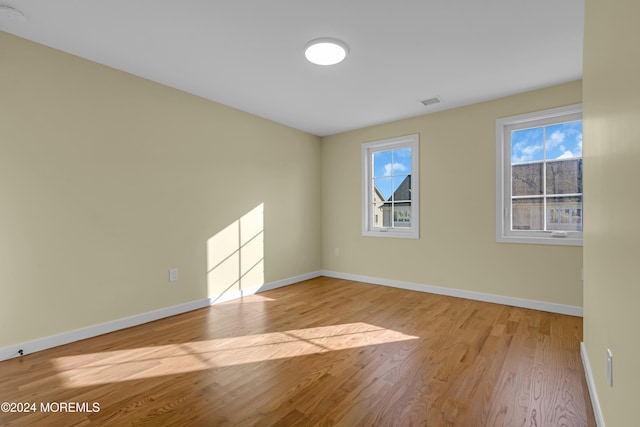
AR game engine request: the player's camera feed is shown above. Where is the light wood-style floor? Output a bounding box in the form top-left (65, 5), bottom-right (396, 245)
top-left (0, 277), bottom-right (595, 426)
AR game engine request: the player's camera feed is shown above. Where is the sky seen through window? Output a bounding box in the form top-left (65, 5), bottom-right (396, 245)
top-left (373, 148), bottom-right (412, 200)
top-left (511, 121), bottom-right (582, 164)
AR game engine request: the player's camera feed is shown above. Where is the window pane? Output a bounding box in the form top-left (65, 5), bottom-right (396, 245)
top-left (512, 198), bottom-right (544, 231)
top-left (544, 121), bottom-right (583, 160)
top-left (393, 148), bottom-right (412, 174)
top-left (393, 175), bottom-right (411, 202)
top-left (373, 149), bottom-right (412, 179)
top-left (393, 204), bottom-right (411, 227)
top-left (373, 150), bottom-right (392, 178)
top-left (382, 204), bottom-right (392, 227)
top-left (512, 163), bottom-right (543, 196)
top-left (511, 127), bottom-right (543, 163)
top-left (374, 177), bottom-right (393, 201)
top-left (371, 203), bottom-right (384, 228)
top-left (546, 159), bottom-right (582, 195)
top-left (547, 196), bottom-right (582, 231)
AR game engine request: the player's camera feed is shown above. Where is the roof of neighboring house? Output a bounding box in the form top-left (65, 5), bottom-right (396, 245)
top-left (373, 185), bottom-right (385, 202)
top-left (375, 175), bottom-right (412, 207)
top-left (389, 176), bottom-right (411, 202)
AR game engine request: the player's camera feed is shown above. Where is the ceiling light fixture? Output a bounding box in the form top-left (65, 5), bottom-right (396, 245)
top-left (0, 4), bottom-right (25, 21)
top-left (304, 38), bottom-right (349, 66)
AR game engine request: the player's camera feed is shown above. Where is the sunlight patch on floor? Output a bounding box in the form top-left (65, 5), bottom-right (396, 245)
top-left (217, 293), bottom-right (276, 303)
top-left (52, 322), bottom-right (418, 388)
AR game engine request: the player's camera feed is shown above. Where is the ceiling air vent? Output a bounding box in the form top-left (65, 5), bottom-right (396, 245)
top-left (420, 97), bottom-right (443, 107)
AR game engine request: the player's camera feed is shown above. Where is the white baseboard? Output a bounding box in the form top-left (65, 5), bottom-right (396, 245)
top-left (320, 270), bottom-right (583, 317)
top-left (581, 342), bottom-right (606, 427)
top-left (0, 271), bottom-right (322, 362)
top-left (208, 271), bottom-right (322, 304)
top-left (0, 298), bottom-right (210, 362)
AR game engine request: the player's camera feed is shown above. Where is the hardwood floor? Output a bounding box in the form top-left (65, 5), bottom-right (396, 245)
top-left (0, 277), bottom-right (595, 426)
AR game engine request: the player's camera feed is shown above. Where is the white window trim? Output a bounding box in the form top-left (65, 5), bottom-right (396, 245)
top-left (362, 134), bottom-right (419, 239)
top-left (496, 104), bottom-right (583, 246)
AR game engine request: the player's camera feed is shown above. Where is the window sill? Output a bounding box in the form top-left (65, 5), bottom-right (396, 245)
top-left (497, 234), bottom-right (583, 246)
top-left (363, 229), bottom-right (419, 239)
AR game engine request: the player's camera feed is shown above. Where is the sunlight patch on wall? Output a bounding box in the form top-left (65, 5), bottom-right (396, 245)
top-left (207, 204), bottom-right (264, 301)
top-left (51, 322), bottom-right (418, 388)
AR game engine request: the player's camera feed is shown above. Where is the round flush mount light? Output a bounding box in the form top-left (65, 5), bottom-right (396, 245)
top-left (304, 38), bottom-right (349, 66)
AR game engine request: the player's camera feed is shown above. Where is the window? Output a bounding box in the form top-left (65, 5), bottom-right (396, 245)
top-left (362, 134), bottom-right (419, 238)
top-left (496, 104), bottom-right (583, 245)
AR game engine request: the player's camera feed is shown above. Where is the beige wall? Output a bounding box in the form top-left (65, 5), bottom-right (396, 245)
top-left (0, 33), bottom-right (322, 348)
top-left (321, 81), bottom-right (583, 306)
top-left (583, 0), bottom-right (640, 425)
top-left (0, 30), bottom-right (588, 357)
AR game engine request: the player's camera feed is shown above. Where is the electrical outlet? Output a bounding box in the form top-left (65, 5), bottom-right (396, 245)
top-left (606, 348), bottom-right (613, 387)
top-left (334, 248), bottom-right (340, 257)
top-left (169, 268), bottom-right (178, 282)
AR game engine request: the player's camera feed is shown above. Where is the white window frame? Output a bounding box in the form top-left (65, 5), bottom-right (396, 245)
top-left (362, 134), bottom-right (419, 239)
top-left (496, 104), bottom-right (583, 246)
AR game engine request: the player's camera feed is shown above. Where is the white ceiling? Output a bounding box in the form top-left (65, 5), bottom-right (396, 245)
top-left (0, 1), bottom-right (584, 136)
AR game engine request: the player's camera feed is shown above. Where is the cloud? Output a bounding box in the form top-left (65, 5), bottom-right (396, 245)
top-left (512, 142), bottom-right (543, 163)
top-left (384, 162), bottom-right (407, 176)
top-left (547, 130), bottom-right (566, 149)
top-left (556, 133), bottom-right (582, 159)
top-left (556, 150), bottom-right (576, 159)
